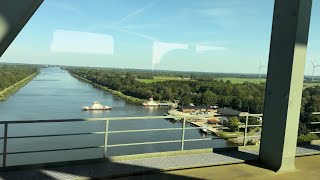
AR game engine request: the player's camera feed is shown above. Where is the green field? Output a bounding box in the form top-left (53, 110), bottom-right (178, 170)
top-left (137, 76), bottom-right (192, 83)
top-left (219, 77), bottom-right (266, 84)
top-left (137, 76), bottom-right (266, 84)
top-left (219, 78), bottom-right (320, 87)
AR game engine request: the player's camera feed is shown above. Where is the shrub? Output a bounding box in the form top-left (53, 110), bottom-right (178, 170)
top-left (227, 117), bottom-right (240, 132)
top-left (297, 133), bottom-right (319, 143)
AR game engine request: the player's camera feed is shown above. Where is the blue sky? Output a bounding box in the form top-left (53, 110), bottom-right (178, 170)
top-left (1, 0), bottom-right (319, 74)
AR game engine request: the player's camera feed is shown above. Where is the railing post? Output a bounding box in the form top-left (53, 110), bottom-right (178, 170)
top-left (243, 115), bottom-right (249, 146)
top-left (181, 118), bottom-right (186, 151)
top-left (2, 123), bottom-right (8, 167)
top-left (103, 120), bottom-right (109, 158)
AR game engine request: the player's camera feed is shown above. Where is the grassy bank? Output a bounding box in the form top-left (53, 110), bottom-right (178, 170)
top-left (70, 73), bottom-right (144, 104)
top-left (0, 72), bottom-right (39, 101)
top-left (216, 127), bottom-right (261, 146)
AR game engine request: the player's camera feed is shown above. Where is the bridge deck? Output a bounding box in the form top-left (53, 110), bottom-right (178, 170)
top-left (0, 144), bottom-right (319, 180)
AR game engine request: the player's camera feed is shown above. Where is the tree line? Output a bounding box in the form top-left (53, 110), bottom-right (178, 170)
top-left (0, 64), bottom-right (39, 91)
top-left (67, 67), bottom-right (265, 114)
top-left (299, 86), bottom-right (320, 139)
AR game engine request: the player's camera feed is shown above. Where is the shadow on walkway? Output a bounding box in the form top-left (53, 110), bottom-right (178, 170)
top-left (0, 158), bottom-right (202, 180)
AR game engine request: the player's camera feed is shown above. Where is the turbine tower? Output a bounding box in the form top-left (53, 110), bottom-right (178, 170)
top-left (258, 59), bottom-right (266, 78)
top-left (311, 58), bottom-right (320, 81)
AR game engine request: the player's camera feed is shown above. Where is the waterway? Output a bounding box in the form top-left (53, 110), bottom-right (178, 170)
top-left (0, 67), bottom-right (235, 166)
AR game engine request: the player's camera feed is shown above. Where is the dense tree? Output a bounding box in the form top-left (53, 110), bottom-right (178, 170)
top-left (200, 90), bottom-right (218, 106)
top-left (66, 67), bottom-right (267, 113)
top-left (227, 117), bottom-right (240, 132)
top-left (0, 64), bottom-right (38, 91)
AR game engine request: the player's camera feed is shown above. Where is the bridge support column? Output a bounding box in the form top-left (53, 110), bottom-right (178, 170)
top-left (260, 0), bottom-right (312, 173)
top-left (0, 0), bottom-right (43, 57)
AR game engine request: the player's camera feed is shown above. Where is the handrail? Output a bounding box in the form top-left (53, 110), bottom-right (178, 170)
top-left (0, 116), bottom-right (179, 124)
top-left (306, 112), bottom-right (320, 136)
top-left (2, 132), bottom-right (105, 139)
top-left (1, 109), bottom-right (320, 168)
top-left (0, 113), bottom-right (264, 167)
top-left (0, 114), bottom-right (265, 124)
top-left (310, 122), bottom-right (320, 125)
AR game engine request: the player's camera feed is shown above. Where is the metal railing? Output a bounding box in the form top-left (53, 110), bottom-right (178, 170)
top-left (0, 114), bottom-right (263, 167)
top-left (309, 112), bottom-right (320, 134)
top-left (240, 114), bottom-right (263, 146)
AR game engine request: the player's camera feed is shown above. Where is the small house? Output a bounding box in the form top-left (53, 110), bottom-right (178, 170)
top-left (207, 118), bottom-right (220, 125)
top-left (217, 107), bottom-right (241, 116)
top-left (219, 117), bottom-right (229, 126)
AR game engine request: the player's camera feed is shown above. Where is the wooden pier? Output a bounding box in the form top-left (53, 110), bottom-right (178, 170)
top-left (189, 121), bottom-right (222, 134)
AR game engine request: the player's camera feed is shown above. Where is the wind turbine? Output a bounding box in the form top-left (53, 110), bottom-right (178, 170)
top-left (258, 59), bottom-right (266, 78)
top-left (311, 58), bottom-right (320, 81)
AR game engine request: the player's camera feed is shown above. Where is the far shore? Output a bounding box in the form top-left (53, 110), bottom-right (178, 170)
top-left (69, 72), bottom-right (145, 104)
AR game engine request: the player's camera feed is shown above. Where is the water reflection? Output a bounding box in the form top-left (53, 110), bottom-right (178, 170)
top-left (143, 106), bottom-right (159, 111)
top-left (87, 110), bottom-right (112, 118)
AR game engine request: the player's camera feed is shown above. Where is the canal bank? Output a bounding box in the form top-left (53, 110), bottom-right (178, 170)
top-left (0, 71), bottom-right (39, 101)
top-left (69, 72), bottom-right (144, 104)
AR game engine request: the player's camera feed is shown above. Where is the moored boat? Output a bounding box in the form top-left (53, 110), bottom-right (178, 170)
top-left (142, 97), bottom-right (159, 106)
top-left (83, 101), bottom-right (112, 110)
top-left (200, 126), bottom-right (212, 135)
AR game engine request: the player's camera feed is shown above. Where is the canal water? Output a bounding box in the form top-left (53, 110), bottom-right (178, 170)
top-left (0, 67), bottom-right (234, 166)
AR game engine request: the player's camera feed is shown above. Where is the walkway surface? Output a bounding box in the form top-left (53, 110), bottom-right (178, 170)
top-left (120, 154), bottom-right (320, 180)
top-left (0, 144), bottom-right (319, 180)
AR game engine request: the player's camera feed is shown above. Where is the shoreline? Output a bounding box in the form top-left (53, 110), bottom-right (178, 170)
top-left (69, 73), bottom-right (145, 104)
top-left (0, 71), bottom-right (39, 101)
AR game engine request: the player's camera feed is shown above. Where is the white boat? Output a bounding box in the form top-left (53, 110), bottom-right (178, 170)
top-left (142, 97), bottom-right (159, 106)
top-left (200, 126), bottom-right (212, 135)
top-left (83, 101), bottom-right (112, 110)
top-left (159, 102), bottom-right (170, 106)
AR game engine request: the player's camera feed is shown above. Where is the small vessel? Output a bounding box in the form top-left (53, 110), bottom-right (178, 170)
top-left (83, 101), bottom-right (112, 110)
top-left (169, 100), bottom-right (180, 108)
top-left (163, 113), bottom-right (171, 120)
top-left (142, 97), bottom-right (159, 106)
top-left (166, 116), bottom-right (183, 122)
top-left (200, 126), bottom-right (212, 135)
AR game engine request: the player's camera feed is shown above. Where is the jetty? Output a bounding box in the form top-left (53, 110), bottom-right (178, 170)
top-left (167, 109), bottom-right (224, 135)
top-left (189, 120), bottom-right (223, 134)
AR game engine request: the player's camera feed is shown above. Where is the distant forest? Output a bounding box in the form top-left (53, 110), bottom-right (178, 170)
top-left (0, 64), bottom-right (39, 91)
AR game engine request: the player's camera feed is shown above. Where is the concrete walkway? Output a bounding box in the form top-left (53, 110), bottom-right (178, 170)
top-left (120, 154), bottom-right (320, 180)
top-left (0, 144), bottom-right (319, 180)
